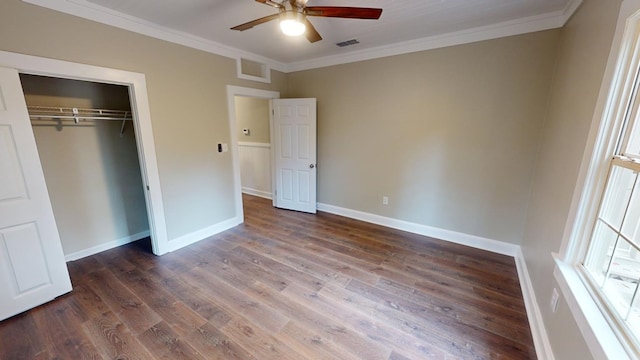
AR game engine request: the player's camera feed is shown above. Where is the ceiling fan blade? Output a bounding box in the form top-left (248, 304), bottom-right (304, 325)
top-left (256, 0), bottom-right (284, 9)
top-left (305, 6), bottom-right (382, 19)
top-left (303, 18), bottom-right (322, 43)
top-left (231, 13), bottom-right (281, 31)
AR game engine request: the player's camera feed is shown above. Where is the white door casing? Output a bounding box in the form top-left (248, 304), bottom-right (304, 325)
top-left (272, 98), bottom-right (317, 213)
top-left (0, 67), bottom-right (72, 321)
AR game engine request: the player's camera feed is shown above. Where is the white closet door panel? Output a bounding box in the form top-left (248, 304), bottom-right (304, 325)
top-left (0, 67), bottom-right (71, 321)
top-left (0, 125), bottom-right (28, 202)
top-left (1, 223), bottom-right (51, 293)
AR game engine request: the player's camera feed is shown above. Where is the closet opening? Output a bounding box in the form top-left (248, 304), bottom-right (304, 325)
top-left (20, 74), bottom-right (153, 260)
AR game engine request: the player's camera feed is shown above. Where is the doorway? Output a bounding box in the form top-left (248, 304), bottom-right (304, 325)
top-left (235, 96), bottom-right (272, 200)
top-left (226, 86), bottom-right (279, 220)
top-left (227, 86), bottom-right (318, 218)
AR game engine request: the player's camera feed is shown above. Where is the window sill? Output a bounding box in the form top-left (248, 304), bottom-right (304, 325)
top-left (553, 254), bottom-right (632, 360)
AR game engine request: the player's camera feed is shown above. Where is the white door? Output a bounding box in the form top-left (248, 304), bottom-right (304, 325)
top-left (272, 98), bottom-right (317, 213)
top-left (0, 67), bottom-right (71, 321)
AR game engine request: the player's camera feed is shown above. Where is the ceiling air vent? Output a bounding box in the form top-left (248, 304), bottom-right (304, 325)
top-left (336, 39), bottom-right (360, 47)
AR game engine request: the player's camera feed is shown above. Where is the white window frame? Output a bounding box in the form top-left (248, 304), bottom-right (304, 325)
top-left (556, 1), bottom-right (640, 359)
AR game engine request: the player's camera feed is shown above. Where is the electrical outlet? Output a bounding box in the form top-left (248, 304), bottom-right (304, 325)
top-left (550, 288), bottom-right (559, 313)
top-left (382, 196), bottom-right (389, 205)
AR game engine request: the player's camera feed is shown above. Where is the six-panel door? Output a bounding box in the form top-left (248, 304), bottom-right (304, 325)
top-left (0, 67), bottom-right (71, 321)
top-left (272, 98), bottom-right (317, 213)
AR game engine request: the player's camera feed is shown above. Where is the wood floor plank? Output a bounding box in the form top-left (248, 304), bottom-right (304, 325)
top-left (229, 230), bottom-right (354, 287)
top-left (160, 277), bottom-right (234, 327)
top-left (346, 278), bottom-right (533, 359)
top-left (85, 268), bottom-right (162, 335)
top-left (30, 298), bottom-right (103, 359)
top-left (67, 255), bottom-right (104, 281)
top-left (0, 194), bottom-right (536, 359)
top-left (403, 253), bottom-right (523, 298)
top-left (92, 246), bottom-right (137, 275)
top-left (235, 232), bottom-right (352, 287)
top-left (137, 320), bottom-right (206, 360)
top-left (187, 322), bottom-right (258, 360)
top-left (197, 242), bottom-right (291, 292)
top-left (117, 269), bottom-right (208, 337)
top-left (0, 312), bottom-right (47, 359)
top-left (320, 280), bottom-right (492, 359)
top-left (154, 247), bottom-right (200, 275)
top-left (181, 267), bottom-right (289, 333)
top-left (221, 316), bottom-right (307, 360)
top-left (284, 282), bottom-right (448, 360)
top-left (375, 277), bottom-right (533, 345)
top-left (245, 281), bottom-right (392, 360)
top-left (67, 283), bottom-right (112, 321)
top-left (231, 245), bottom-right (326, 291)
top-left (278, 320), bottom-right (363, 360)
top-left (81, 310), bottom-right (155, 359)
top-left (237, 227), bottom-right (380, 285)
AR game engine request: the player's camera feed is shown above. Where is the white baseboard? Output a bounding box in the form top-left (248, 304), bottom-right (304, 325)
top-left (242, 187), bottom-right (272, 200)
top-left (64, 230), bottom-right (151, 262)
top-left (165, 216), bottom-right (243, 253)
top-left (316, 202), bottom-right (551, 359)
top-left (515, 248), bottom-right (554, 360)
top-left (316, 203), bottom-right (519, 256)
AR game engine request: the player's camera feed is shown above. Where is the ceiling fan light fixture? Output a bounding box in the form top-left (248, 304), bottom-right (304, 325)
top-left (280, 12), bottom-right (306, 36)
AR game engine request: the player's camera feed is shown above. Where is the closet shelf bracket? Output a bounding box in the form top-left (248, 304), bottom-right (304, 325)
top-left (119, 112), bottom-right (130, 137)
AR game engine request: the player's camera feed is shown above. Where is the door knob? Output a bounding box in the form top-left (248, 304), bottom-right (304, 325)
top-left (309, 164), bottom-right (315, 169)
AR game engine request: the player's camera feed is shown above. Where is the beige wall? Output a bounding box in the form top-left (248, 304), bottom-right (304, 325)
top-left (287, 31), bottom-right (559, 244)
top-left (0, 0), bottom-right (287, 240)
top-left (19, 74), bottom-right (132, 110)
top-left (1, 0), bottom-right (627, 356)
top-left (21, 74), bottom-right (149, 256)
top-left (521, 0), bottom-right (622, 358)
top-left (235, 96), bottom-right (270, 143)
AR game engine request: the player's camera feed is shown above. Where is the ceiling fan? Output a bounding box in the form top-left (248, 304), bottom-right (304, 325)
top-left (230, 0), bottom-right (383, 43)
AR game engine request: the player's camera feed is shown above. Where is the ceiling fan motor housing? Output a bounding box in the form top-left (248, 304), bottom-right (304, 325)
top-left (231, 0), bottom-right (383, 43)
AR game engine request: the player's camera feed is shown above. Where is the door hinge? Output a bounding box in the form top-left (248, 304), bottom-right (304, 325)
top-left (146, 185), bottom-right (150, 190)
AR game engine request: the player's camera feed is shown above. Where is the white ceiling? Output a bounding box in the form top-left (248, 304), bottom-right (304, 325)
top-left (24, 0), bottom-right (581, 72)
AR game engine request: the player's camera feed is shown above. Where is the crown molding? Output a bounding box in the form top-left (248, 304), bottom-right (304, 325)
top-left (561, 0), bottom-right (584, 23)
top-left (22, 0), bottom-right (582, 74)
top-left (21, 0), bottom-right (289, 72)
top-left (285, 0), bottom-right (583, 72)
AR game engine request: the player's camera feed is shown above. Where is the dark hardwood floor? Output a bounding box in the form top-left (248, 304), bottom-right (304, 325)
top-left (0, 194), bottom-right (536, 359)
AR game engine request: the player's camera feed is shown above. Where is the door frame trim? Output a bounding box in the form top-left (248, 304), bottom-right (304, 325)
top-left (226, 86), bottom-right (280, 220)
top-left (0, 50), bottom-right (169, 255)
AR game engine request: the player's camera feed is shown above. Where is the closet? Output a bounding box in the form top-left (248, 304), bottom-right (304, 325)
top-left (20, 74), bottom-right (150, 260)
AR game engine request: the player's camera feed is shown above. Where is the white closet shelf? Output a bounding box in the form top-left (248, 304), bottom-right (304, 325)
top-left (28, 106), bottom-right (133, 136)
top-left (27, 105), bottom-right (132, 121)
